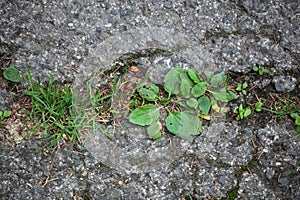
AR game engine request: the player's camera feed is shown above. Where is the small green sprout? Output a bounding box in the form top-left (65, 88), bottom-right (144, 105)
top-left (255, 102), bottom-right (263, 112)
top-left (253, 65), bottom-right (268, 75)
top-left (236, 82), bottom-right (248, 95)
top-left (290, 113), bottom-right (300, 134)
top-left (234, 104), bottom-right (252, 120)
top-left (0, 110), bottom-right (12, 125)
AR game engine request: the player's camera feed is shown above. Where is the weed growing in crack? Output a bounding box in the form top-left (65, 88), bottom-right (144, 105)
top-left (252, 65), bottom-right (269, 76)
top-left (233, 104), bottom-right (252, 120)
top-left (249, 94), bottom-right (300, 135)
top-left (128, 67), bottom-right (238, 139)
top-left (236, 82), bottom-right (248, 95)
top-left (23, 68), bottom-right (78, 149)
top-left (23, 67), bottom-right (112, 151)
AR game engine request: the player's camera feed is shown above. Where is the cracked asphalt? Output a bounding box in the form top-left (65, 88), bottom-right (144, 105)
top-left (0, 0), bottom-right (299, 199)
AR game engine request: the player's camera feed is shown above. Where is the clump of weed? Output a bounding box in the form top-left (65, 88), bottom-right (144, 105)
top-left (128, 67), bottom-right (238, 139)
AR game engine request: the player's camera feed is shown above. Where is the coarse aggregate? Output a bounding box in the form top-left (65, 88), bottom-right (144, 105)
top-left (0, 0), bottom-right (299, 199)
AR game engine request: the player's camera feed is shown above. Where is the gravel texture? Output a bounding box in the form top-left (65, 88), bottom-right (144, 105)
top-left (1, 0), bottom-right (299, 199)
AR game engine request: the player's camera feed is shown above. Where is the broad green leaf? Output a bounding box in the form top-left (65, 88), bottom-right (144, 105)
top-left (147, 121), bottom-right (163, 139)
top-left (198, 96), bottom-right (211, 115)
top-left (209, 88), bottom-right (227, 102)
top-left (187, 68), bottom-right (202, 83)
top-left (166, 111), bottom-right (201, 139)
top-left (187, 98), bottom-right (198, 108)
top-left (129, 104), bottom-right (160, 126)
top-left (164, 67), bottom-right (184, 95)
top-left (204, 70), bottom-right (212, 81)
top-left (3, 111), bottom-right (12, 118)
top-left (242, 82), bottom-right (248, 88)
top-left (226, 90), bottom-right (239, 102)
top-left (137, 88), bottom-right (157, 101)
top-left (166, 112), bottom-right (181, 134)
top-left (295, 116), bottom-right (300, 126)
top-left (191, 82), bottom-right (207, 97)
top-left (137, 83), bottom-right (159, 101)
top-left (0, 111), bottom-right (2, 117)
top-left (210, 72), bottom-right (227, 87)
top-left (244, 109), bottom-right (252, 118)
top-left (180, 75), bottom-right (192, 98)
top-left (3, 66), bottom-right (21, 83)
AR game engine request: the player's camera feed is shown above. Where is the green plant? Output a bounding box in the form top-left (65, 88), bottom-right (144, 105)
top-left (252, 65), bottom-right (268, 75)
top-left (250, 98), bottom-right (299, 134)
top-left (24, 68), bottom-right (76, 149)
top-left (236, 82), bottom-right (248, 95)
top-left (23, 68), bottom-right (111, 150)
top-left (0, 110), bottom-right (12, 126)
top-left (227, 188), bottom-right (239, 200)
top-left (234, 104), bottom-right (251, 120)
top-left (129, 67), bottom-right (238, 139)
top-left (254, 102), bottom-right (263, 112)
top-left (290, 113), bottom-right (300, 135)
top-left (3, 66), bottom-right (21, 83)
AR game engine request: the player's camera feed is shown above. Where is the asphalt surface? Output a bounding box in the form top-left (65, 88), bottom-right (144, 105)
top-left (0, 0), bottom-right (299, 199)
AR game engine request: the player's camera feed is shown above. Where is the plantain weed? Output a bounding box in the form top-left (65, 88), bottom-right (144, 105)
top-left (128, 67), bottom-right (238, 140)
top-left (2, 66), bottom-right (21, 83)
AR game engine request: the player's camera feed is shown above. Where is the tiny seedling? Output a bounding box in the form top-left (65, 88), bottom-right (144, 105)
top-left (129, 67), bottom-right (238, 140)
top-left (255, 102), bottom-right (263, 112)
top-left (290, 113), bottom-right (300, 135)
top-left (0, 110), bottom-right (12, 126)
top-left (3, 66), bottom-right (21, 83)
top-left (252, 65), bottom-right (268, 76)
top-left (236, 82), bottom-right (248, 95)
top-left (234, 104), bottom-right (251, 120)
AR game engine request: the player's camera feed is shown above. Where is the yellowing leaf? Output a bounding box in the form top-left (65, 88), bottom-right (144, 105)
top-left (200, 113), bottom-right (210, 120)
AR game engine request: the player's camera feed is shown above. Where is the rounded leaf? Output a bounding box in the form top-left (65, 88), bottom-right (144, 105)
top-left (129, 104), bottom-right (160, 126)
top-left (147, 121), bottom-right (163, 139)
top-left (3, 66), bottom-right (21, 83)
top-left (187, 98), bottom-right (198, 108)
top-left (166, 111), bottom-right (201, 139)
top-left (198, 96), bottom-right (211, 115)
top-left (191, 82), bottom-right (207, 97)
top-left (164, 67), bottom-right (184, 95)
